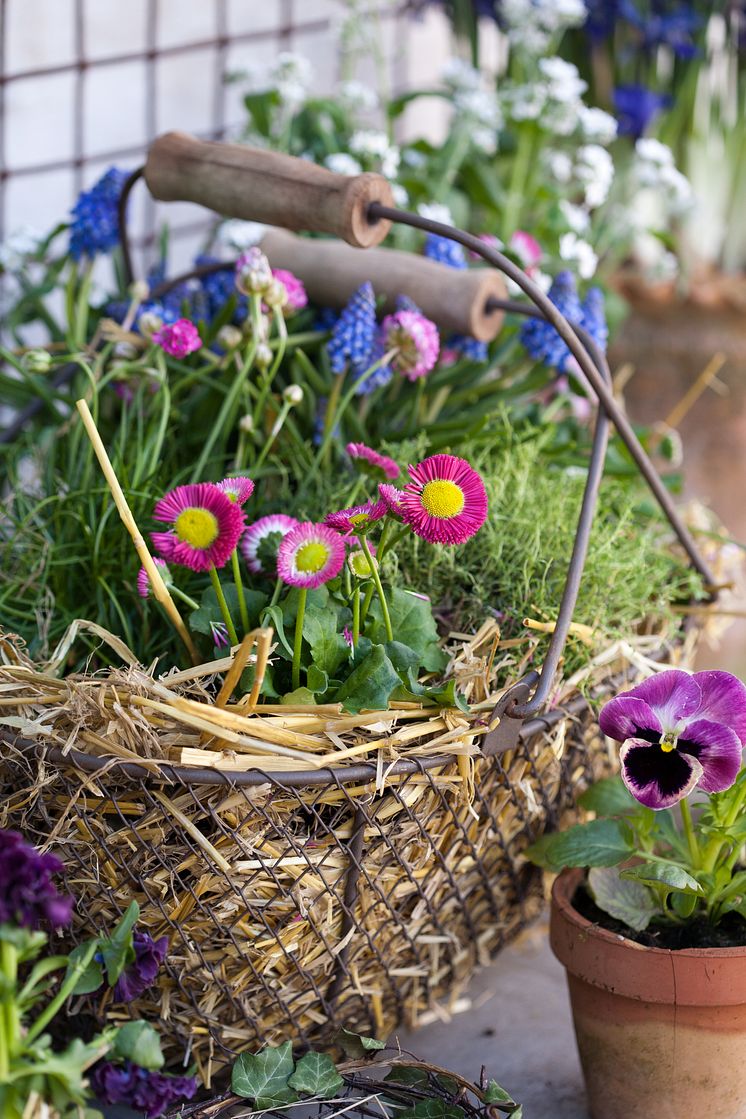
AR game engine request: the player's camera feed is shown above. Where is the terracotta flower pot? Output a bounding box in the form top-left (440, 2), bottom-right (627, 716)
top-left (550, 868), bottom-right (746, 1119)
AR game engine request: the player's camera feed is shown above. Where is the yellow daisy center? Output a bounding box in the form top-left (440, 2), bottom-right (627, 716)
top-left (349, 550), bottom-right (376, 579)
top-left (296, 541), bottom-right (329, 573)
top-left (349, 512), bottom-right (370, 527)
top-left (175, 507), bottom-right (219, 550)
top-left (660, 731), bottom-right (678, 754)
top-left (421, 479), bottom-right (465, 519)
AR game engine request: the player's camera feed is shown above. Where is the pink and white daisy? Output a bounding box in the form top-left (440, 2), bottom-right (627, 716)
top-left (510, 230), bottom-right (542, 275)
top-left (136, 557), bottom-right (169, 598)
top-left (152, 318), bottom-right (202, 358)
top-left (271, 268), bottom-right (308, 312)
top-left (400, 454), bottom-right (488, 546)
top-left (241, 514), bottom-right (298, 575)
top-left (378, 483), bottom-right (405, 517)
top-left (346, 442), bottom-right (400, 482)
top-left (151, 483), bottom-right (245, 573)
top-left (277, 523), bottom-right (346, 589)
top-left (324, 499), bottom-right (387, 536)
top-left (381, 310), bottom-right (440, 381)
top-left (216, 476), bottom-right (255, 505)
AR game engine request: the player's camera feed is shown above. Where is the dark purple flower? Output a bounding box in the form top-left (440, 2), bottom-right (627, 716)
top-left (113, 930), bottom-right (169, 1002)
top-left (614, 83), bottom-right (672, 138)
top-left (90, 1060), bottom-right (197, 1119)
top-left (0, 829), bottom-right (73, 930)
top-left (599, 670), bottom-right (746, 810)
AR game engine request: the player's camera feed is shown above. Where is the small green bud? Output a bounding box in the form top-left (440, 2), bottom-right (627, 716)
top-left (24, 349), bottom-right (52, 374)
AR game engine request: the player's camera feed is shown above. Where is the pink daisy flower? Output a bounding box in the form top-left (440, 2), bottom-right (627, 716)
top-left (217, 476), bottom-right (255, 505)
top-left (381, 310), bottom-right (440, 381)
top-left (346, 442), bottom-right (400, 482)
top-left (241, 514), bottom-right (298, 575)
top-left (152, 318), bottom-right (202, 358)
top-left (510, 230), bottom-right (542, 274)
top-left (400, 454), bottom-right (488, 546)
top-left (277, 523), bottom-right (346, 589)
top-left (151, 483), bottom-right (245, 573)
top-left (378, 483), bottom-right (405, 517)
top-left (272, 268), bottom-right (308, 312)
top-left (324, 499), bottom-right (387, 536)
top-left (136, 557), bottom-right (169, 598)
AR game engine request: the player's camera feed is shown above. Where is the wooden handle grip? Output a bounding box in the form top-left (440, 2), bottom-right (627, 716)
top-left (261, 229), bottom-right (508, 342)
top-left (144, 132), bottom-right (394, 249)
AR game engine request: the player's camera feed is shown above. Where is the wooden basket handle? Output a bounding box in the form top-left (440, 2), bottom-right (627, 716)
top-left (144, 132), bottom-right (395, 249)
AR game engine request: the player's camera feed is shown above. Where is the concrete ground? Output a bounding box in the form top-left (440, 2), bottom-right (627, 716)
top-left (395, 919), bottom-right (589, 1119)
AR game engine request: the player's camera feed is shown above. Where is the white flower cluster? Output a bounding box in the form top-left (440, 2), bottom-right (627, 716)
top-left (499, 0), bottom-right (587, 55)
top-left (269, 51), bottom-right (313, 109)
top-left (634, 138), bottom-right (694, 214)
top-left (441, 57), bottom-right (482, 95)
top-left (559, 231), bottom-right (598, 279)
top-left (0, 226), bottom-right (41, 273)
top-left (324, 152), bottom-right (363, 177)
top-left (573, 144), bottom-right (615, 208)
top-left (441, 58), bottom-right (501, 155)
top-left (335, 80), bottom-right (378, 114)
top-left (349, 129), bottom-right (400, 179)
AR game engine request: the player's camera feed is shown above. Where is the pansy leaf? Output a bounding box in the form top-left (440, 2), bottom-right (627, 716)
top-left (65, 941), bottom-right (104, 995)
top-left (287, 1052), bottom-right (344, 1099)
top-left (621, 861), bottom-right (703, 895)
top-left (281, 687), bottom-right (317, 705)
top-left (306, 664), bottom-right (329, 696)
top-left (303, 604), bottom-right (349, 677)
top-left (334, 1029), bottom-right (386, 1059)
top-left (111, 1021), bottom-right (165, 1071)
top-left (99, 900), bottom-right (139, 985)
top-left (189, 584), bottom-right (241, 638)
top-left (333, 644), bottom-right (401, 713)
top-left (525, 819), bottom-right (631, 871)
top-left (578, 776), bottom-right (639, 818)
top-left (231, 1042), bottom-right (298, 1107)
top-left (588, 866), bottom-right (660, 932)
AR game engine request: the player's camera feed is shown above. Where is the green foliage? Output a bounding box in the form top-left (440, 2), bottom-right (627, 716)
top-left (588, 867), bottom-right (659, 932)
top-left (231, 1043), bottom-right (299, 1108)
top-left (525, 818), bottom-right (631, 870)
top-left (110, 1021), bottom-right (164, 1071)
top-left (287, 1052), bottom-right (344, 1098)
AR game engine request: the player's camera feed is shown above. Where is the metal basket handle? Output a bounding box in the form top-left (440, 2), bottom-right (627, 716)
top-left (116, 140), bottom-right (718, 741)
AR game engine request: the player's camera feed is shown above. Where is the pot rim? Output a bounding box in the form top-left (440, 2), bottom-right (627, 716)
top-left (550, 868), bottom-right (746, 1006)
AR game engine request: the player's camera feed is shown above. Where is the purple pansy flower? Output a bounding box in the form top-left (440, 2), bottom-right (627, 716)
top-left (599, 670), bottom-right (746, 810)
top-left (113, 930), bottom-right (169, 1002)
top-left (0, 829), bottom-right (73, 930)
top-left (90, 1060), bottom-right (197, 1119)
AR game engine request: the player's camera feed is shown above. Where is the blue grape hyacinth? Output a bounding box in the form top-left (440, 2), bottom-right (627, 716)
top-left (69, 167), bottom-right (128, 260)
top-left (424, 233), bottom-right (467, 270)
top-left (520, 271), bottom-right (607, 374)
top-left (326, 282), bottom-right (378, 375)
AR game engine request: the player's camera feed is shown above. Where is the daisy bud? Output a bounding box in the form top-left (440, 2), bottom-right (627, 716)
top-left (129, 279), bottom-right (150, 303)
top-left (217, 325), bottom-right (243, 351)
top-left (348, 548), bottom-right (377, 579)
top-left (283, 384), bottom-right (304, 406)
top-left (113, 341), bottom-right (138, 361)
top-left (235, 247), bottom-right (273, 295)
top-left (24, 349), bottom-right (52, 374)
top-left (138, 310), bottom-right (163, 339)
top-left (256, 342), bottom-right (273, 369)
top-left (264, 278), bottom-right (288, 309)
top-left (239, 414), bottom-right (254, 434)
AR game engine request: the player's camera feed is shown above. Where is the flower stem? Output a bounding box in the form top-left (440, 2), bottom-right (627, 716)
top-left (352, 584), bottom-right (361, 650)
top-left (680, 798), bottom-right (701, 869)
top-left (360, 583), bottom-right (375, 628)
top-left (25, 940), bottom-right (98, 1046)
top-left (0, 940), bottom-right (18, 1076)
top-left (209, 566), bottom-right (239, 646)
top-left (252, 307), bottom-right (287, 431)
top-left (292, 587), bottom-right (307, 690)
top-left (321, 373), bottom-right (345, 468)
top-left (360, 536), bottom-right (392, 642)
top-left (169, 585), bottom-right (200, 611)
top-left (231, 549), bottom-right (249, 634)
top-left (254, 401), bottom-right (292, 472)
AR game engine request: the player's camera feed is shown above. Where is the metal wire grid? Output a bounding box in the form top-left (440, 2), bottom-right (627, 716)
top-left (5, 720), bottom-right (611, 1064)
top-left (0, 0), bottom-right (407, 253)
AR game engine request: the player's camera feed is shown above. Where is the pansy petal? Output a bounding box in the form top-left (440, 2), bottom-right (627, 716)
top-left (677, 718), bottom-right (743, 793)
top-left (598, 696), bottom-right (662, 743)
top-left (689, 671), bottom-right (746, 745)
top-left (620, 739), bottom-right (703, 810)
top-left (624, 670), bottom-right (701, 730)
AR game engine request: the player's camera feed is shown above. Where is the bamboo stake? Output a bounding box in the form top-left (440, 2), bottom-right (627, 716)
top-left (75, 398), bottom-right (198, 663)
top-left (663, 352), bottom-right (727, 429)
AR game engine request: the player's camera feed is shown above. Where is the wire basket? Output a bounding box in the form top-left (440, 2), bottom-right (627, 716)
top-left (0, 138), bottom-right (719, 1080)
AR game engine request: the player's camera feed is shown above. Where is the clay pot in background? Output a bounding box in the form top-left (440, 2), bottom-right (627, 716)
top-left (550, 868), bottom-right (746, 1119)
top-left (610, 291), bottom-right (746, 676)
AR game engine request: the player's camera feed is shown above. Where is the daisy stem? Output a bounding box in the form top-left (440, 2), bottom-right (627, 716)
top-left (360, 583), bottom-right (375, 628)
top-left (254, 400), bottom-right (292, 472)
top-left (360, 536), bottom-right (392, 642)
top-left (252, 307), bottom-right (287, 432)
top-left (679, 798), bottom-right (701, 869)
top-left (352, 584), bottom-right (361, 650)
top-left (321, 373), bottom-right (345, 468)
top-left (269, 577), bottom-right (283, 608)
top-left (209, 566), bottom-right (239, 647)
top-left (231, 549), bottom-right (250, 634)
top-left (169, 585), bottom-right (200, 612)
top-left (292, 587), bottom-right (307, 691)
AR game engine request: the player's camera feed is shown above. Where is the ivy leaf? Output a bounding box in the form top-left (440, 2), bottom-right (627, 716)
top-left (525, 819), bottom-right (631, 871)
top-left (287, 1052), bottom-right (344, 1098)
top-left (333, 645), bottom-right (401, 713)
top-left (304, 604), bottom-right (349, 677)
top-left (484, 1080), bottom-right (515, 1104)
top-left (578, 776), bottom-right (639, 818)
top-left (110, 1021), bottom-right (165, 1071)
top-left (621, 861), bottom-right (703, 895)
top-left (398, 1100), bottom-right (465, 1119)
top-left (588, 866), bottom-right (660, 932)
top-left (65, 941), bottom-right (103, 995)
top-left (385, 1066), bottom-right (429, 1087)
top-left (334, 1028), bottom-right (386, 1059)
top-left (231, 1043), bottom-right (298, 1107)
top-left (99, 900), bottom-right (139, 986)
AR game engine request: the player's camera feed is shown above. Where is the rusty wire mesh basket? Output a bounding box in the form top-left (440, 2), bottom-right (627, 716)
top-left (0, 139), bottom-right (721, 1081)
